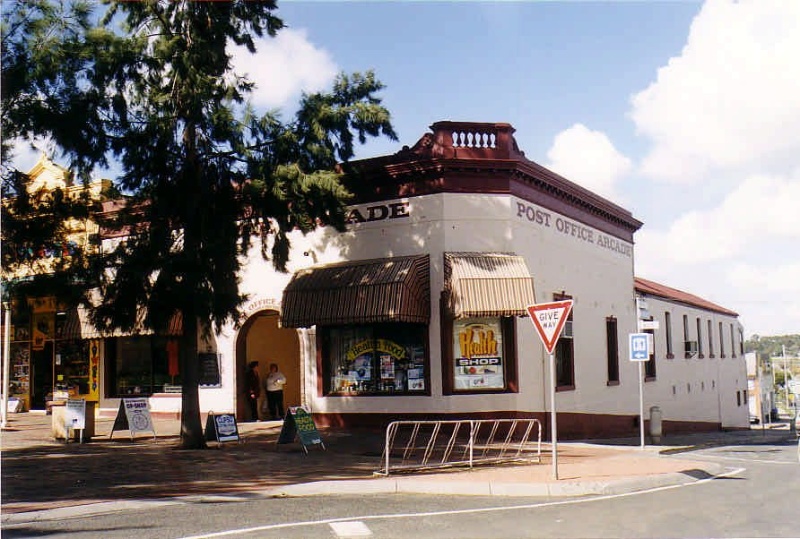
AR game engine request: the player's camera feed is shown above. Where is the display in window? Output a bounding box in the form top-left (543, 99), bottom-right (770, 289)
top-left (326, 325), bottom-right (427, 395)
top-left (9, 342), bottom-right (31, 410)
top-left (453, 319), bottom-right (505, 390)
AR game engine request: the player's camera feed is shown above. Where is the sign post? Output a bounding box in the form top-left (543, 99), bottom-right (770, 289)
top-left (527, 300), bottom-right (573, 480)
top-left (629, 333), bottom-right (651, 449)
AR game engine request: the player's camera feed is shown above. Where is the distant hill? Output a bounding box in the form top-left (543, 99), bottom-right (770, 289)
top-left (745, 334), bottom-right (800, 359)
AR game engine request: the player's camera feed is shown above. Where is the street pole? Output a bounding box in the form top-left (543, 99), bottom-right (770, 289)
top-left (783, 345), bottom-right (789, 414)
top-left (2, 303), bottom-right (11, 429)
top-left (638, 360), bottom-right (645, 449)
top-left (549, 351), bottom-right (558, 480)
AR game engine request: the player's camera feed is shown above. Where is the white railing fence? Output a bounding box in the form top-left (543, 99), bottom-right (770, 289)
top-left (377, 418), bottom-right (542, 475)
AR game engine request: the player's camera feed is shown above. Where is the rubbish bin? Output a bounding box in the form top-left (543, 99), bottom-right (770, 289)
top-left (649, 405), bottom-right (663, 444)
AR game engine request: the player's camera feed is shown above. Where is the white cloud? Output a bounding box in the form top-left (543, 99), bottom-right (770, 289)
top-left (634, 169), bottom-right (800, 335)
top-left (230, 28), bottom-right (338, 109)
top-left (630, 0), bottom-right (800, 183)
top-left (545, 123), bottom-right (632, 204)
top-left (637, 171), bottom-right (800, 265)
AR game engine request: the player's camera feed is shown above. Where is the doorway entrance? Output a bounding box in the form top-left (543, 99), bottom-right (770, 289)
top-left (31, 342), bottom-right (54, 409)
top-left (235, 310), bottom-right (301, 421)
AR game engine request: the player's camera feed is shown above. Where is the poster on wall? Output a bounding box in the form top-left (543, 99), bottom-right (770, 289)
top-left (9, 343), bottom-right (31, 410)
top-left (453, 319), bottom-right (505, 390)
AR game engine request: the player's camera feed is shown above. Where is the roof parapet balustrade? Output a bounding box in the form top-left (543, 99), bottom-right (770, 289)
top-left (429, 121), bottom-right (522, 160)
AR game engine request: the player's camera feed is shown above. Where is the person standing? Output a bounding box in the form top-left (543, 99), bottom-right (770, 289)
top-left (264, 363), bottom-right (287, 420)
top-left (244, 361), bottom-right (261, 422)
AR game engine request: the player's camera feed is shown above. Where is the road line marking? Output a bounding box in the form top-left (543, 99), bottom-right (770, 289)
top-left (179, 467), bottom-right (746, 539)
top-left (329, 521), bottom-right (373, 537)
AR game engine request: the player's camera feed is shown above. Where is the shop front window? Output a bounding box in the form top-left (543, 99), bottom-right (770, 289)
top-left (107, 336), bottom-right (181, 396)
top-left (453, 318), bottom-right (506, 391)
top-left (322, 323), bottom-right (428, 396)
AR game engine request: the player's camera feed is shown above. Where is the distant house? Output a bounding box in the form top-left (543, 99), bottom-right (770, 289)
top-left (745, 352), bottom-right (775, 424)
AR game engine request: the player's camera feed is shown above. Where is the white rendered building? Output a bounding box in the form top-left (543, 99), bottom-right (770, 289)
top-left (20, 122), bottom-right (748, 437)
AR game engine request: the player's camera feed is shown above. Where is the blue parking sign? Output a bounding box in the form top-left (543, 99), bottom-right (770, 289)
top-left (629, 333), bottom-right (650, 362)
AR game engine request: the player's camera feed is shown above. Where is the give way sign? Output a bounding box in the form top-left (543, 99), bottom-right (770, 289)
top-left (527, 300), bottom-right (574, 355)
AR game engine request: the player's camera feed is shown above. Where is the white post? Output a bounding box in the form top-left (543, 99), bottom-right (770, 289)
top-left (549, 352), bottom-right (558, 480)
top-left (784, 345), bottom-right (789, 413)
top-left (638, 360), bottom-right (645, 449)
top-left (2, 304), bottom-right (11, 429)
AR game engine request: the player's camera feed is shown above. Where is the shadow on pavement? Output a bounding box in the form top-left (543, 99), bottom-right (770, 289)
top-left (1, 422), bottom-right (385, 511)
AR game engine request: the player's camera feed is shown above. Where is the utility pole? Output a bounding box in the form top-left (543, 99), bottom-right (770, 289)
top-left (784, 345), bottom-right (789, 414)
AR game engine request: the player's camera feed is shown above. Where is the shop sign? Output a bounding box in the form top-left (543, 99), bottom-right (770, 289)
top-left (31, 312), bottom-right (54, 351)
top-left (515, 200), bottom-right (632, 258)
top-left (204, 412), bottom-right (240, 443)
top-left (110, 397), bottom-right (156, 440)
top-left (277, 406), bottom-right (325, 453)
top-left (64, 399), bottom-right (86, 430)
top-left (453, 319), bottom-right (505, 390)
top-left (345, 201), bottom-right (410, 224)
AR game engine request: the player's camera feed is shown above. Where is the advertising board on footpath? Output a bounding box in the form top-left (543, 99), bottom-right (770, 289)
top-left (64, 399), bottom-right (86, 443)
top-left (277, 406), bottom-right (325, 454)
top-left (110, 397), bottom-right (156, 440)
top-left (204, 412), bottom-right (240, 445)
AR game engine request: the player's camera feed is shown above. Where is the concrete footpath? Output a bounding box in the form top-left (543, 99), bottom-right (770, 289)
top-left (1, 412), bottom-right (793, 524)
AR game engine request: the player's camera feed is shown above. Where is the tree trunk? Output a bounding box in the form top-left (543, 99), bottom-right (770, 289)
top-left (178, 310), bottom-right (207, 449)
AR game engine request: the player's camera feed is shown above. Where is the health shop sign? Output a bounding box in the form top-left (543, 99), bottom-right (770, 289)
top-left (453, 319), bottom-right (505, 390)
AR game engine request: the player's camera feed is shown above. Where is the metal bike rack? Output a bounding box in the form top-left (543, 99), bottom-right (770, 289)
top-left (377, 418), bottom-right (542, 475)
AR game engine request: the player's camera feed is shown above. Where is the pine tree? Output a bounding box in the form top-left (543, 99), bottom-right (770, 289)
top-left (64, 1), bottom-right (395, 448)
top-left (2, 0), bottom-right (118, 312)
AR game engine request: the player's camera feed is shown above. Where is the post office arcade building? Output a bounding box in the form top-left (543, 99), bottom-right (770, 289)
top-left (10, 122), bottom-right (749, 437)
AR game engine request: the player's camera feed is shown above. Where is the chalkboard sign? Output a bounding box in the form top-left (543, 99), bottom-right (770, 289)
top-left (277, 406), bottom-right (325, 453)
top-left (198, 353), bottom-right (221, 387)
top-left (204, 412), bottom-right (240, 444)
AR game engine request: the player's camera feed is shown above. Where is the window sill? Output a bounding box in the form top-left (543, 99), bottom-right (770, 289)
top-left (644, 376), bottom-right (656, 383)
top-left (666, 354), bottom-right (675, 359)
top-left (606, 380), bottom-right (620, 387)
top-left (448, 388), bottom-right (516, 396)
top-left (698, 354), bottom-right (705, 359)
top-left (556, 385), bottom-right (575, 392)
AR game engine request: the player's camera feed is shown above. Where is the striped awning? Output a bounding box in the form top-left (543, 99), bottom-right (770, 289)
top-left (445, 252), bottom-right (536, 319)
top-left (59, 305), bottom-right (182, 340)
top-left (280, 255), bottom-right (430, 328)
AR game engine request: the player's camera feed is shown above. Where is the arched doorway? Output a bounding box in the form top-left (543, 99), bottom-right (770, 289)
top-left (234, 310), bottom-right (302, 421)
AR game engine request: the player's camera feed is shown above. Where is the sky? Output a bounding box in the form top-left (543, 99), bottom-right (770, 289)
top-left (11, 0), bottom-right (800, 337)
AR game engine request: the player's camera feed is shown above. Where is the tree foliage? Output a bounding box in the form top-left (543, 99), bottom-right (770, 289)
top-left (1, 0), bottom-right (120, 304)
top-left (4, 0), bottom-right (397, 448)
top-left (745, 334), bottom-right (800, 361)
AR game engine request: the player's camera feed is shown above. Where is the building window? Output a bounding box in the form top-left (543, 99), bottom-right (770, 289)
top-left (606, 317), bottom-right (619, 384)
top-left (451, 318), bottom-right (513, 392)
top-left (707, 319), bottom-right (714, 358)
top-left (107, 337), bottom-right (180, 397)
top-left (644, 327), bottom-right (656, 380)
top-left (696, 317), bottom-right (704, 358)
top-left (665, 311), bottom-right (673, 358)
top-left (739, 329), bottom-right (744, 356)
top-left (736, 390), bottom-right (741, 406)
top-left (554, 293), bottom-right (574, 390)
top-left (730, 323), bottom-right (737, 357)
top-left (321, 323), bottom-right (428, 396)
top-left (719, 321), bottom-right (726, 358)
